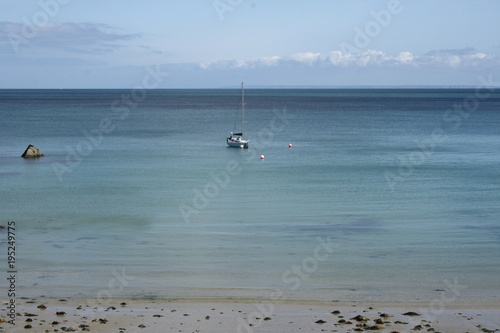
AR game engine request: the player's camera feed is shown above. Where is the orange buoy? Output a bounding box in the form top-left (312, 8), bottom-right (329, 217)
top-left (288, 144), bottom-right (293, 148)
top-left (260, 155), bottom-right (265, 160)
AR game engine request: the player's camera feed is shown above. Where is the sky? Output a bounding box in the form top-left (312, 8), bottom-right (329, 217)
top-left (0, 0), bottom-right (499, 88)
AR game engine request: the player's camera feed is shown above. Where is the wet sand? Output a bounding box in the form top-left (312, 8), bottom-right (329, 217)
top-left (1, 298), bottom-right (499, 332)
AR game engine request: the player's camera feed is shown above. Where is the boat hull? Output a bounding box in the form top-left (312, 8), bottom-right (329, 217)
top-left (227, 139), bottom-right (249, 148)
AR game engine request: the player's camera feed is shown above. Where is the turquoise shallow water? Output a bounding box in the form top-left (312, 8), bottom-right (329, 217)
top-left (0, 89), bottom-right (499, 303)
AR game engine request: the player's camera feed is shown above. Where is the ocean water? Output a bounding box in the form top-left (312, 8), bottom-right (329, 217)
top-left (1, 89), bottom-right (499, 304)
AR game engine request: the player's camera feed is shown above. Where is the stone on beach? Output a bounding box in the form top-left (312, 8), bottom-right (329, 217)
top-left (402, 311), bottom-right (421, 316)
top-left (6, 299), bottom-right (500, 333)
top-left (21, 144), bottom-right (44, 158)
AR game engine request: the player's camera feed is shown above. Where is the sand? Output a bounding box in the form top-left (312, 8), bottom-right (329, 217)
top-left (1, 298), bottom-right (499, 333)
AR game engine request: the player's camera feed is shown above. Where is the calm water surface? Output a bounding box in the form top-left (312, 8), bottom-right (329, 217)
top-left (0, 89), bottom-right (499, 303)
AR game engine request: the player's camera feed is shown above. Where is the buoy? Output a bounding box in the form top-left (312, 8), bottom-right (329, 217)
top-left (260, 155), bottom-right (265, 160)
top-left (288, 144), bottom-right (293, 148)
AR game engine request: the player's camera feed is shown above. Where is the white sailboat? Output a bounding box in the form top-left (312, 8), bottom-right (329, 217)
top-left (227, 82), bottom-right (249, 148)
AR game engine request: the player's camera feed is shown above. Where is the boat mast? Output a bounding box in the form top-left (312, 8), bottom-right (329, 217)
top-left (241, 82), bottom-right (245, 136)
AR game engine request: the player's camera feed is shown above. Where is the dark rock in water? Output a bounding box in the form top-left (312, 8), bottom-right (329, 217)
top-left (21, 145), bottom-right (44, 158)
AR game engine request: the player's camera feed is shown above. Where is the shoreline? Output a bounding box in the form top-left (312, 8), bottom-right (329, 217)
top-left (2, 297), bottom-right (499, 332)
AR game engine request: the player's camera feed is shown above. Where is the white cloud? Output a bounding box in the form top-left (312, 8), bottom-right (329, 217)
top-left (396, 51), bottom-right (415, 64)
top-left (198, 49), bottom-right (497, 70)
top-left (255, 55), bottom-right (281, 66)
top-left (199, 56), bottom-right (281, 69)
top-left (424, 52), bottom-right (495, 68)
top-left (290, 52), bottom-right (321, 64)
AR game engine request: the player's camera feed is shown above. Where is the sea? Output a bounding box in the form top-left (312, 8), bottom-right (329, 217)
top-left (1, 88), bottom-right (499, 305)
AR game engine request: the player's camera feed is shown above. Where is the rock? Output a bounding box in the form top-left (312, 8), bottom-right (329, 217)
top-left (21, 144), bottom-right (44, 158)
top-left (351, 315), bottom-right (369, 322)
top-left (402, 311), bottom-right (421, 316)
top-left (367, 325), bottom-right (384, 330)
top-left (315, 319), bottom-right (327, 324)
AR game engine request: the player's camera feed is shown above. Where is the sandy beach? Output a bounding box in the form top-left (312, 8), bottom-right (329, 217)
top-left (1, 298), bottom-right (499, 333)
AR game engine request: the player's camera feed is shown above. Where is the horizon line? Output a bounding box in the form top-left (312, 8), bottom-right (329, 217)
top-left (1, 85), bottom-right (498, 90)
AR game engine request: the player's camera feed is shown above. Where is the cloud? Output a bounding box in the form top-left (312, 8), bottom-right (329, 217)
top-left (0, 21), bottom-right (140, 53)
top-left (198, 49), bottom-right (497, 70)
top-left (199, 56), bottom-right (282, 69)
top-left (396, 51), bottom-right (415, 64)
top-left (424, 47), bottom-right (476, 56)
top-left (290, 52), bottom-right (321, 64)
